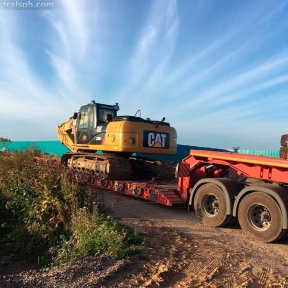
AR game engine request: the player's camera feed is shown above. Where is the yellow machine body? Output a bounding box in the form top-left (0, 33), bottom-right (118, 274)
top-left (58, 102), bottom-right (177, 156)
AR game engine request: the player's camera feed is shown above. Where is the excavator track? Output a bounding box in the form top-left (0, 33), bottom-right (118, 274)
top-left (61, 153), bottom-right (131, 180)
top-left (61, 153), bottom-right (176, 182)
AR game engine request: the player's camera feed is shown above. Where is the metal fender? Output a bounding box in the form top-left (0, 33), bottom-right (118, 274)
top-left (189, 178), bottom-right (243, 215)
top-left (233, 186), bottom-right (288, 229)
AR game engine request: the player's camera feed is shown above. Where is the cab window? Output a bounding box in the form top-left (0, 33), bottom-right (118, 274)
top-left (98, 108), bottom-right (115, 123)
top-left (78, 108), bottom-right (89, 129)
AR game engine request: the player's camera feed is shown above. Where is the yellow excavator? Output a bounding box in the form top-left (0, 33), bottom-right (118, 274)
top-left (58, 101), bottom-right (177, 179)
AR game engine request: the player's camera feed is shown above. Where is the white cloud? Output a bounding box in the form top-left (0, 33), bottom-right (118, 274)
top-left (0, 6), bottom-right (91, 140)
top-left (213, 74), bottom-right (288, 107)
top-left (0, 13), bottom-right (53, 104)
top-left (45, 0), bottom-right (89, 60)
top-left (43, 0), bottom-right (100, 105)
top-left (121, 0), bottom-right (179, 97)
top-left (165, 34), bottom-right (232, 87)
top-left (259, 1), bottom-right (288, 24)
top-left (182, 53), bottom-right (288, 111)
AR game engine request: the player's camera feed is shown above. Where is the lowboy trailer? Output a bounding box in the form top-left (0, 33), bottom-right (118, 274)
top-left (84, 149), bottom-right (288, 243)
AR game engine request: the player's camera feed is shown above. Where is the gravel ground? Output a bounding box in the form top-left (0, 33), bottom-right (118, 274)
top-left (1, 189), bottom-right (288, 287)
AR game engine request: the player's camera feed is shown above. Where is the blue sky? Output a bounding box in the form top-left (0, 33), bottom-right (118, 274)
top-left (0, 0), bottom-right (288, 150)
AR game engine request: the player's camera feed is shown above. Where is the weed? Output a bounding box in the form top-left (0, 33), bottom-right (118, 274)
top-left (54, 208), bottom-right (143, 265)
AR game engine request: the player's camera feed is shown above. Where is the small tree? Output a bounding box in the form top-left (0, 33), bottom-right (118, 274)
top-left (0, 137), bottom-right (11, 142)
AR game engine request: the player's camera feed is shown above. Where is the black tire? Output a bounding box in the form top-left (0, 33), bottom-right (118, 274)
top-left (194, 183), bottom-right (232, 227)
top-left (280, 147), bottom-right (288, 159)
top-left (281, 134), bottom-right (288, 147)
top-left (238, 192), bottom-right (284, 242)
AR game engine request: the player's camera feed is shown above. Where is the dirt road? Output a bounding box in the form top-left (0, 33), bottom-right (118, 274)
top-left (101, 189), bottom-right (288, 287)
top-left (1, 188), bottom-right (288, 287)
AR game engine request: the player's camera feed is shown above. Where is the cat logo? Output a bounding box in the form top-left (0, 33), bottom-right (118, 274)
top-left (143, 131), bottom-right (169, 149)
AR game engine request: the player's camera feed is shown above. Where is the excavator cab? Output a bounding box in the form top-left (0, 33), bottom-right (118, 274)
top-left (76, 102), bottom-right (119, 144)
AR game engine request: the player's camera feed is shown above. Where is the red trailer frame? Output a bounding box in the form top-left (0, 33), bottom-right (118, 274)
top-left (176, 150), bottom-right (288, 243)
top-left (37, 149), bottom-right (288, 242)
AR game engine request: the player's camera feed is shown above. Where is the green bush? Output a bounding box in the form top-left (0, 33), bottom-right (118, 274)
top-left (0, 151), bottom-right (76, 265)
top-left (0, 151), bottom-right (143, 267)
top-left (54, 208), bottom-right (143, 264)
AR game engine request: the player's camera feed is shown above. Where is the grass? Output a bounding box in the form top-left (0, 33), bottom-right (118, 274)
top-left (0, 150), bottom-right (143, 267)
top-left (54, 207), bottom-right (143, 264)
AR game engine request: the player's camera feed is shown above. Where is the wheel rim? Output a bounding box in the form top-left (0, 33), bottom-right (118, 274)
top-left (247, 204), bottom-right (271, 231)
top-left (201, 194), bottom-right (219, 217)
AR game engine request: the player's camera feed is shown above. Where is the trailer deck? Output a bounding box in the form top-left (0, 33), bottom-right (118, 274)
top-left (89, 179), bottom-right (186, 206)
top-left (182, 150), bottom-right (288, 184)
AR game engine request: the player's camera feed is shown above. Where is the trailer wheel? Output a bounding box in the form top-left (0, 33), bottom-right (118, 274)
top-left (238, 192), bottom-right (284, 242)
top-left (281, 134), bottom-right (288, 147)
top-left (194, 183), bottom-right (231, 227)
